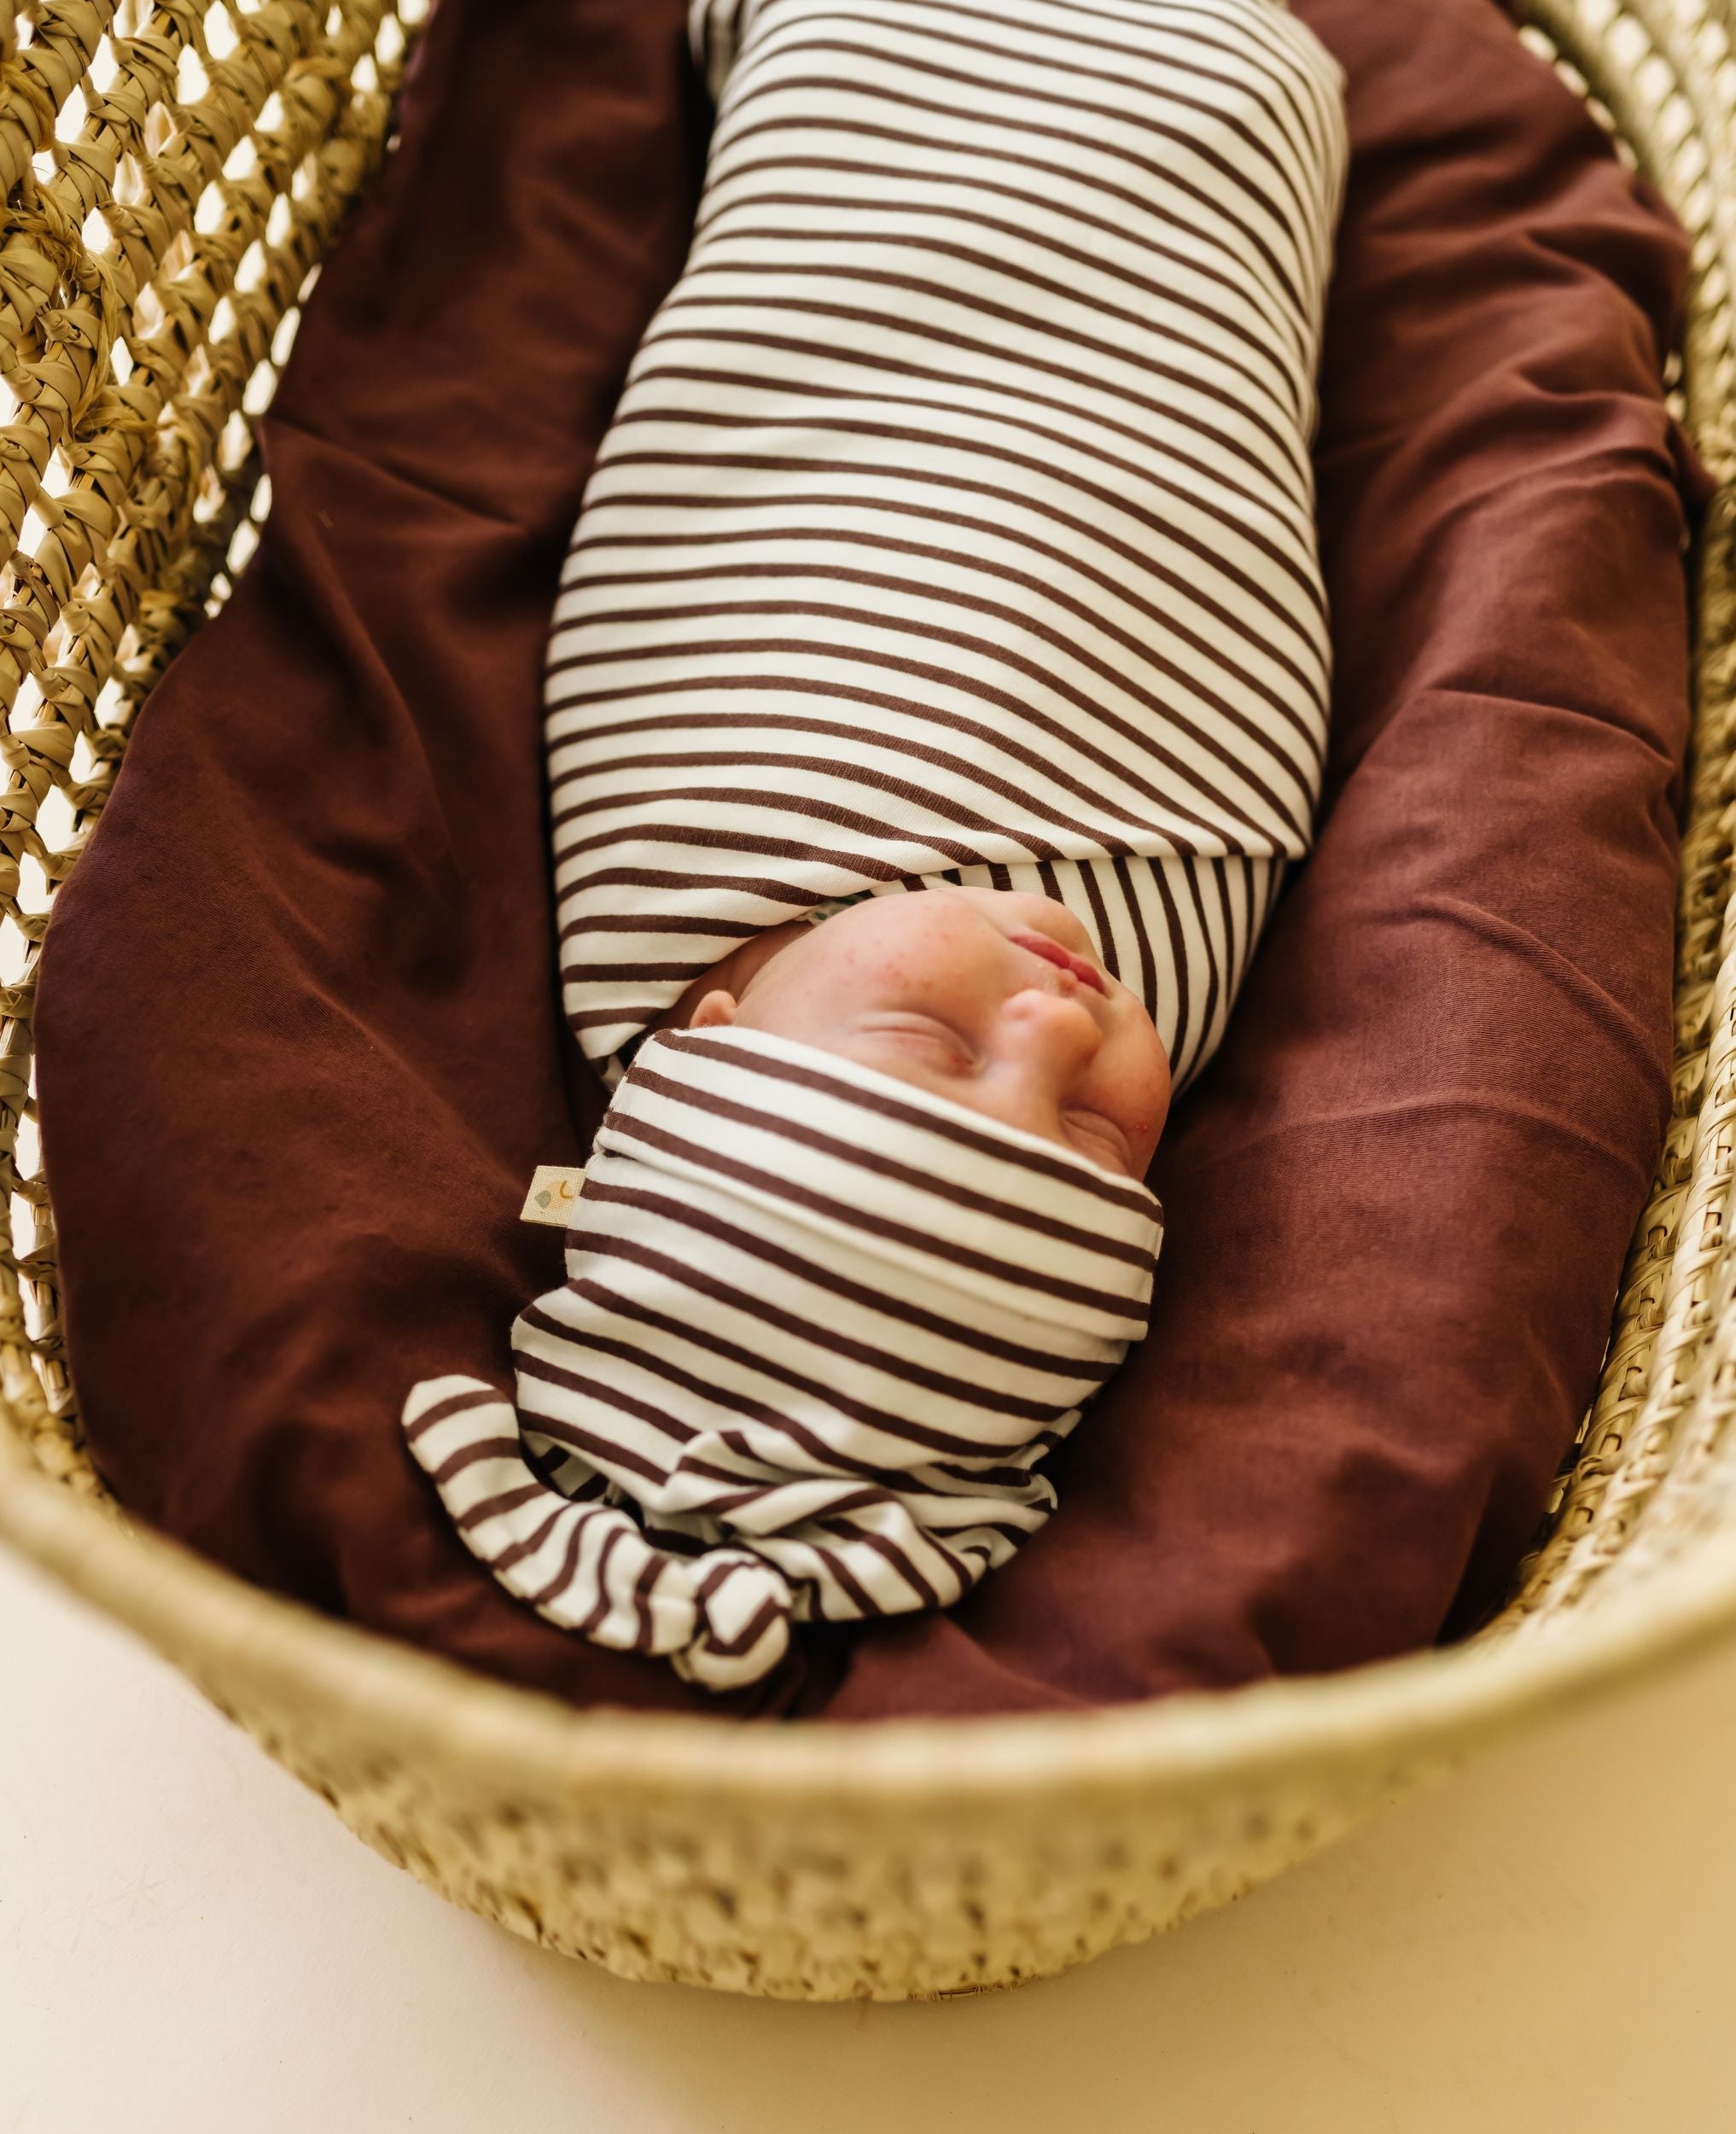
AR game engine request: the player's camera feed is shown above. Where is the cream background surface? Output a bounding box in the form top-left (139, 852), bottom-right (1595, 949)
top-left (3, 1542), bottom-right (1732, 2133)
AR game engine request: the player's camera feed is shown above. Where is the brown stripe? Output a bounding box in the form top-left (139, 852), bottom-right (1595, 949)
top-left (1187, 853), bottom-right (1227, 1069)
top-left (554, 795), bottom-right (1005, 877)
top-left (804, 1537), bottom-right (877, 1617)
top-left (517, 1358), bottom-right (696, 1464)
top-left (532, 1295), bottom-right (943, 1468)
top-left (718, 60), bottom-right (1310, 320)
top-left (490, 1498), bottom-right (567, 1572)
top-left (644, 283), bottom-right (1302, 512)
top-left (741, 0), bottom-right (1325, 216)
top-left (531, 1283), bottom-right (1036, 1467)
top-left (655, 1027), bottom-right (1161, 1218)
top-left (1144, 857), bottom-right (1194, 1080)
top-left (641, 300), bottom-right (1315, 586)
top-left (611, 1100), bottom-right (1151, 1321)
top-left (630, 1553), bottom-right (661, 1653)
top-left (577, 440), bottom-right (1324, 704)
top-left (828, 0), bottom-right (1337, 189)
top-left (550, 760), bottom-right (1075, 861)
top-left (519, 1510), bottom-right (586, 1610)
top-left (575, 1520), bottom-right (626, 1632)
top-left (813, 1514), bottom-right (945, 1609)
top-left (611, 335), bottom-right (1311, 563)
top-left (1076, 859), bottom-right (1121, 985)
top-left (610, 368), bottom-right (1317, 621)
top-left (637, 1513), bottom-right (715, 1561)
top-left (550, 643), bottom-right (1279, 854)
top-left (550, 741), bottom-right (1114, 858)
top-left (694, 1557), bottom-right (743, 1606)
top-left (554, 813), bottom-right (926, 880)
top-left (551, 861), bottom-right (821, 917)
top-left (688, 1586), bottom-right (788, 1661)
top-left (556, 570), bottom-right (1314, 816)
top-left (562, 958), bottom-right (714, 984)
top-left (551, 685), bottom-right (1209, 859)
top-left (1262, 853), bottom-right (1290, 928)
top-left (449, 1476), bottom-right (545, 1526)
top-left (584, 1229), bottom-right (1087, 1426)
top-left (580, 1175), bottom-right (1115, 1379)
top-left (696, 117), bottom-right (1306, 370)
top-left (565, 1003), bottom-right (671, 1032)
top-left (690, 185), bottom-right (1307, 426)
top-left (1113, 852), bottom-right (1158, 1017)
top-left (550, 712), bottom-right (1178, 846)
top-left (565, 911), bottom-right (768, 936)
top-left (405, 1382), bottom-right (504, 1445)
top-left (567, 476), bottom-right (1323, 738)
top-left (918, 1455), bottom-right (1055, 1494)
top-left (688, 211), bottom-right (1302, 434)
top-left (571, 1236), bottom-right (1077, 1431)
top-left (609, 1089), bottom-right (1156, 1315)
top-left (430, 1435), bottom-right (525, 1490)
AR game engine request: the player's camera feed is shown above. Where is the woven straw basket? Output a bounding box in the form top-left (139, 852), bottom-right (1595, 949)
top-left (2, 0), bottom-right (1735, 2004)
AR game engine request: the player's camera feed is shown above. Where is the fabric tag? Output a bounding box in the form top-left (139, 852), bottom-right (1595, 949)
top-left (521, 1164), bottom-right (586, 1226)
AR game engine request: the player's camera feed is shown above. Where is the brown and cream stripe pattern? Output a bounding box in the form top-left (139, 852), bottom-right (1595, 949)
top-left (405, 1029), bottom-right (1163, 1689)
top-left (554, 0), bottom-right (1348, 1092)
top-left (404, 0), bottom-right (1346, 1687)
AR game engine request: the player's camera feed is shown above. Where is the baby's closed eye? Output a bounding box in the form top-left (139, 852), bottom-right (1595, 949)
top-left (860, 1013), bottom-right (980, 1071)
top-left (857, 1014), bottom-right (1137, 1174)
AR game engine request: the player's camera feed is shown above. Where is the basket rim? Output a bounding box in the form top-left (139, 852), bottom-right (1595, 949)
top-left (7, 1429), bottom-right (1736, 1808)
top-left (7, 0), bottom-right (1736, 1835)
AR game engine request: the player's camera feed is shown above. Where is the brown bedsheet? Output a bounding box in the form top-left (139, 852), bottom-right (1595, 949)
top-left (34, 0), bottom-right (1714, 1719)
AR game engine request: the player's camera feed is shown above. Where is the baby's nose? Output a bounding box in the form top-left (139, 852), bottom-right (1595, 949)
top-left (1005, 982), bottom-right (1104, 1070)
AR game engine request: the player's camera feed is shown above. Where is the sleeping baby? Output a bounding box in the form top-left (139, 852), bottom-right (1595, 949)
top-left (404, 0), bottom-right (1349, 1688)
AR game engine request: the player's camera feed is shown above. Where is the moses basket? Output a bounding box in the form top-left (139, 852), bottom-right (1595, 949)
top-left (3, 0), bottom-right (1736, 2003)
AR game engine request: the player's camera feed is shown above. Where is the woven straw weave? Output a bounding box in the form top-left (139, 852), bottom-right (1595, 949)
top-left (1, 0), bottom-right (1734, 2003)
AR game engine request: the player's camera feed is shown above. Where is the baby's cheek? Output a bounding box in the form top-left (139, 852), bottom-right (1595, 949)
top-left (845, 926), bottom-right (992, 1008)
top-left (1119, 1041), bottom-right (1174, 1153)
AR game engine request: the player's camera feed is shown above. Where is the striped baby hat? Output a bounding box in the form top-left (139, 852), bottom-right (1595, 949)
top-left (403, 1027), bottom-right (1163, 1690)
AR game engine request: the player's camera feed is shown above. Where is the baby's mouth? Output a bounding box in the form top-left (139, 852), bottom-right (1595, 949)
top-left (1010, 932), bottom-right (1106, 994)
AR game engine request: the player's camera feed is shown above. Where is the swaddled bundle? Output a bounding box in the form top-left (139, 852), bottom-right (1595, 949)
top-left (405, 0), bottom-right (1349, 1688)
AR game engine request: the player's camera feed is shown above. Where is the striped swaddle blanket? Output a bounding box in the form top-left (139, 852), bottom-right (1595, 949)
top-left (404, 0), bottom-right (1349, 1689)
top-left (556, 0), bottom-right (1348, 1092)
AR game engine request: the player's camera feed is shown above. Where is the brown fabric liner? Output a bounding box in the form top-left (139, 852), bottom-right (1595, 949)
top-left (33, 0), bottom-right (1716, 1720)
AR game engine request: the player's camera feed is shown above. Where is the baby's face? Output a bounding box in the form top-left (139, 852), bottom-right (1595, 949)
top-left (688, 889), bottom-right (1171, 1178)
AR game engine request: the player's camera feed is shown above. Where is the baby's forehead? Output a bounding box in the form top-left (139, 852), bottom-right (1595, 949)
top-left (818, 885), bottom-right (1040, 934)
top-left (795, 889), bottom-right (1002, 961)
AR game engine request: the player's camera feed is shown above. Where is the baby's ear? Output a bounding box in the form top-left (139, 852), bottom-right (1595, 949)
top-left (689, 988), bottom-right (740, 1029)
